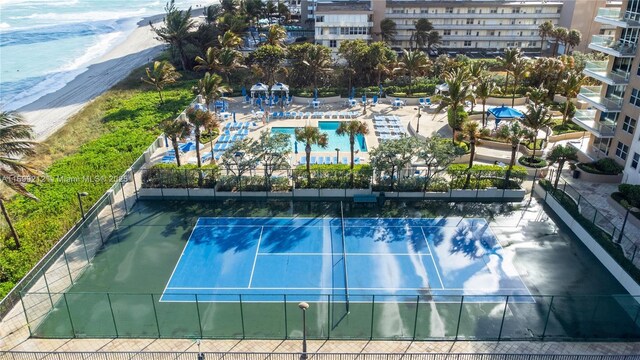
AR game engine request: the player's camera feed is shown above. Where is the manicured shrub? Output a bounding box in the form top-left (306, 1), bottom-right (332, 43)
top-left (518, 155), bottom-right (547, 168)
top-left (618, 184), bottom-right (640, 208)
top-left (578, 158), bottom-right (624, 175)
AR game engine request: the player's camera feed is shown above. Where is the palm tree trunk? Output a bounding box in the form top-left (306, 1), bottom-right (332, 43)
top-left (511, 76), bottom-right (517, 107)
top-left (530, 135), bottom-right (538, 161)
top-left (562, 98), bottom-right (570, 125)
top-left (1, 199), bottom-right (20, 249)
top-left (157, 87), bottom-right (164, 105)
top-left (172, 137), bottom-right (182, 167)
top-left (468, 142), bottom-right (475, 169)
top-left (540, 35), bottom-right (546, 56)
top-left (349, 138), bottom-right (355, 187)
top-left (504, 73), bottom-right (510, 98)
top-left (306, 145), bottom-right (311, 185)
top-left (195, 133), bottom-right (202, 168)
top-left (554, 160), bottom-right (565, 189)
top-left (452, 129), bottom-right (456, 145)
top-left (481, 101), bottom-right (486, 127)
top-left (505, 144), bottom-right (518, 186)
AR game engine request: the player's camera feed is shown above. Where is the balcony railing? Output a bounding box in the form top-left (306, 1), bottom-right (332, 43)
top-left (589, 35), bottom-right (637, 57)
top-left (594, 7), bottom-right (640, 28)
top-left (577, 86), bottom-right (623, 112)
top-left (583, 60), bottom-right (630, 85)
top-left (572, 110), bottom-right (616, 138)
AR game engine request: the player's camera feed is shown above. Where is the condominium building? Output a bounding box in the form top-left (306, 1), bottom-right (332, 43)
top-left (573, 0), bottom-right (640, 184)
top-left (383, 0), bottom-right (563, 54)
top-left (313, 1), bottom-right (374, 56)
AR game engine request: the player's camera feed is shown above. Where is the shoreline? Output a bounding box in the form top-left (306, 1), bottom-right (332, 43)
top-left (17, 15), bottom-right (165, 141)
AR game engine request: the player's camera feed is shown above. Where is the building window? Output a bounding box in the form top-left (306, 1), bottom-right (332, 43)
top-left (467, 9), bottom-right (476, 13)
top-left (442, 40), bottom-right (450, 46)
top-left (490, 8), bottom-right (498, 14)
top-left (632, 88), bottom-right (640, 107)
top-left (392, 9), bottom-right (403, 14)
top-left (623, 115), bottom-right (637, 134)
top-left (535, 9), bottom-right (542, 14)
top-left (466, 30), bottom-right (472, 36)
top-left (445, 7), bottom-right (453, 13)
top-left (464, 41), bottom-right (472, 47)
top-left (315, 16), bottom-right (324, 22)
top-left (489, 31), bottom-right (495, 36)
top-left (512, 8), bottom-right (521, 13)
top-left (616, 142), bottom-right (629, 160)
top-left (632, 153), bottom-right (640, 169)
top-left (443, 29), bottom-right (451, 36)
top-left (466, 18), bottom-right (474, 24)
top-left (329, 40), bottom-right (337, 48)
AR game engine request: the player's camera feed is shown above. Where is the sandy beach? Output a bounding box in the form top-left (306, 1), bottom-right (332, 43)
top-left (17, 18), bottom-right (164, 141)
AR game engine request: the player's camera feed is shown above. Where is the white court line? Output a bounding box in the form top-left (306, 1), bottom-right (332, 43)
top-left (165, 286), bottom-right (531, 291)
top-left (421, 227), bottom-right (444, 289)
top-left (247, 226), bottom-right (264, 288)
top-left (160, 225), bottom-right (200, 300)
top-left (257, 252), bottom-right (433, 256)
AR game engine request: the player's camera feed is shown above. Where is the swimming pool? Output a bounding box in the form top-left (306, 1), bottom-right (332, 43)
top-left (271, 121), bottom-right (368, 153)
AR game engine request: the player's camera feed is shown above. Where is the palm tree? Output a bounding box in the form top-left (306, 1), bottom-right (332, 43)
top-left (265, 1), bottom-right (277, 23)
top-left (527, 86), bottom-right (549, 106)
top-left (149, 0), bottom-right (195, 70)
top-left (538, 21), bottom-right (554, 56)
top-left (186, 108), bottom-right (216, 169)
top-left (521, 103), bottom-right (554, 161)
top-left (395, 49), bottom-right (428, 95)
top-left (221, 0), bottom-right (237, 13)
top-left (551, 27), bottom-right (568, 56)
top-left (141, 60), bottom-right (181, 105)
top-left (379, 18), bottom-right (397, 44)
top-left (0, 111), bottom-right (39, 249)
top-left (219, 30), bottom-right (243, 49)
top-left (566, 29), bottom-right (582, 54)
top-left (302, 44), bottom-right (332, 90)
top-left (463, 121), bottom-right (481, 170)
top-left (547, 145), bottom-right (579, 189)
top-left (295, 126), bottom-right (328, 184)
top-left (434, 68), bottom-right (474, 143)
top-left (194, 47), bottom-right (219, 73)
top-left (475, 75), bottom-right (496, 128)
top-left (497, 48), bottom-right (521, 97)
top-left (217, 48), bottom-right (246, 84)
top-left (497, 121), bottom-right (527, 184)
top-left (159, 117), bottom-right (191, 167)
top-left (426, 31), bottom-right (441, 53)
top-left (203, 4), bottom-right (221, 24)
top-left (264, 24), bottom-right (287, 47)
top-left (510, 57), bottom-right (529, 107)
top-left (561, 71), bottom-right (585, 125)
top-left (336, 121), bottom-right (369, 186)
top-left (194, 72), bottom-right (230, 114)
top-left (414, 18), bottom-right (433, 50)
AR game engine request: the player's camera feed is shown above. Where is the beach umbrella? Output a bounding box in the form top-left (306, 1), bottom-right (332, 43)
top-left (294, 141), bottom-right (298, 154)
top-left (351, 87), bottom-right (356, 99)
top-left (379, 84), bottom-right (384, 97)
top-left (314, 88), bottom-right (318, 100)
top-left (362, 94), bottom-right (366, 103)
top-left (241, 87), bottom-right (247, 96)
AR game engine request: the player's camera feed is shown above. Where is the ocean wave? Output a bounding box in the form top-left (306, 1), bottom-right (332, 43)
top-left (0, 23), bottom-right (10, 29)
top-left (0, 21), bottom-right (120, 47)
top-left (0, 68), bottom-right (86, 111)
top-left (8, 8), bottom-right (148, 22)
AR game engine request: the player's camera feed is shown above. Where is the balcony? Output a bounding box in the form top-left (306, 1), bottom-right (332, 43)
top-left (572, 110), bottom-right (616, 138)
top-left (588, 35), bottom-right (637, 57)
top-left (577, 86), bottom-right (623, 112)
top-left (594, 8), bottom-right (640, 28)
top-left (384, 12), bottom-right (561, 19)
top-left (582, 60), bottom-right (630, 85)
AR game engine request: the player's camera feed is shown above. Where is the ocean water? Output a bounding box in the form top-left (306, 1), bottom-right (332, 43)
top-left (0, 0), bottom-right (211, 111)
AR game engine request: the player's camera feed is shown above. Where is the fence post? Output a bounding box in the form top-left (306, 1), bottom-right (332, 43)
top-left (631, 246), bottom-right (637, 262)
top-left (283, 294), bottom-right (288, 339)
top-left (42, 271), bottom-right (54, 308)
top-left (107, 293), bottom-right (119, 337)
top-left (327, 294), bottom-right (331, 339)
top-left (121, 183), bottom-right (128, 215)
top-left (62, 293), bottom-right (76, 338)
top-left (132, 167), bottom-right (139, 200)
top-left (19, 291), bottom-right (33, 337)
top-left (498, 295), bottom-right (509, 340)
top-left (454, 295), bottom-right (464, 340)
top-left (195, 294), bottom-right (203, 338)
top-left (542, 296), bottom-right (555, 340)
top-left (109, 196), bottom-right (117, 230)
top-left (412, 295), bottom-right (420, 340)
top-left (96, 214), bottom-right (105, 245)
top-left (62, 252), bottom-right (73, 286)
top-left (80, 230), bottom-right (90, 263)
top-left (239, 294), bottom-right (246, 339)
top-left (151, 294), bottom-right (161, 338)
top-left (370, 295), bottom-right (375, 340)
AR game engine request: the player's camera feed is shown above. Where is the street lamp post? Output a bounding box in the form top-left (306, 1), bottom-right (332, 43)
top-left (617, 206), bottom-right (639, 244)
top-left (209, 130), bottom-right (215, 162)
top-left (298, 302), bottom-right (309, 360)
top-left (413, 107), bottom-right (422, 134)
top-left (335, 148), bottom-right (340, 163)
top-left (77, 192), bottom-right (88, 219)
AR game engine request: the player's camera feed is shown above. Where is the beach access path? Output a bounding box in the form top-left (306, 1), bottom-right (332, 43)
top-left (17, 18), bottom-right (164, 141)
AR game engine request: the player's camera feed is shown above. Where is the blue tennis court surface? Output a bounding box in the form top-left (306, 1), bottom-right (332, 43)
top-left (161, 217), bottom-right (532, 302)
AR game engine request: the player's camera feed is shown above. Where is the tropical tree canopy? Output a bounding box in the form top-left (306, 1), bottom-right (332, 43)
top-left (141, 60), bottom-right (181, 105)
top-left (379, 18), bottom-right (397, 43)
top-left (149, 0), bottom-right (195, 70)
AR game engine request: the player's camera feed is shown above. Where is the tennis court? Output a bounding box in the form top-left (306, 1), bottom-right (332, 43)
top-left (161, 216), bottom-right (532, 303)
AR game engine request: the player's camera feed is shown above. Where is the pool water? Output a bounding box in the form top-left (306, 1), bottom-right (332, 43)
top-left (271, 121), bottom-right (368, 153)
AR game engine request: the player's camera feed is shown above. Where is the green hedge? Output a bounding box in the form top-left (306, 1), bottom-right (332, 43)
top-left (540, 180), bottom-right (640, 284)
top-left (446, 164), bottom-right (527, 189)
top-left (141, 163), bottom-right (220, 188)
top-left (217, 175), bottom-right (291, 192)
top-left (518, 155), bottom-right (547, 168)
top-left (293, 164), bottom-right (372, 189)
top-left (577, 158), bottom-right (624, 175)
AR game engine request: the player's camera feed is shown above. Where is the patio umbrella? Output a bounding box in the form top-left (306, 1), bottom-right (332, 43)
top-left (351, 87), bottom-right (356, 99)
top-left (379, 84), bottom-right (383, 97)
top-left (241, 87), bottom-right (247, 96)
top-left (314, 88), bottom-right (318, 100)
top-left (294, 141), bottom-right (298, 154)
top-left (362, 94), bottom-right (367, 103)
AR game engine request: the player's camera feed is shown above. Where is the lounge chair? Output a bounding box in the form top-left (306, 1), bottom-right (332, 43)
top-left (201, 152), bottom-right (213, 162)
top-left (161, 155), bottom-right (176, 163)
